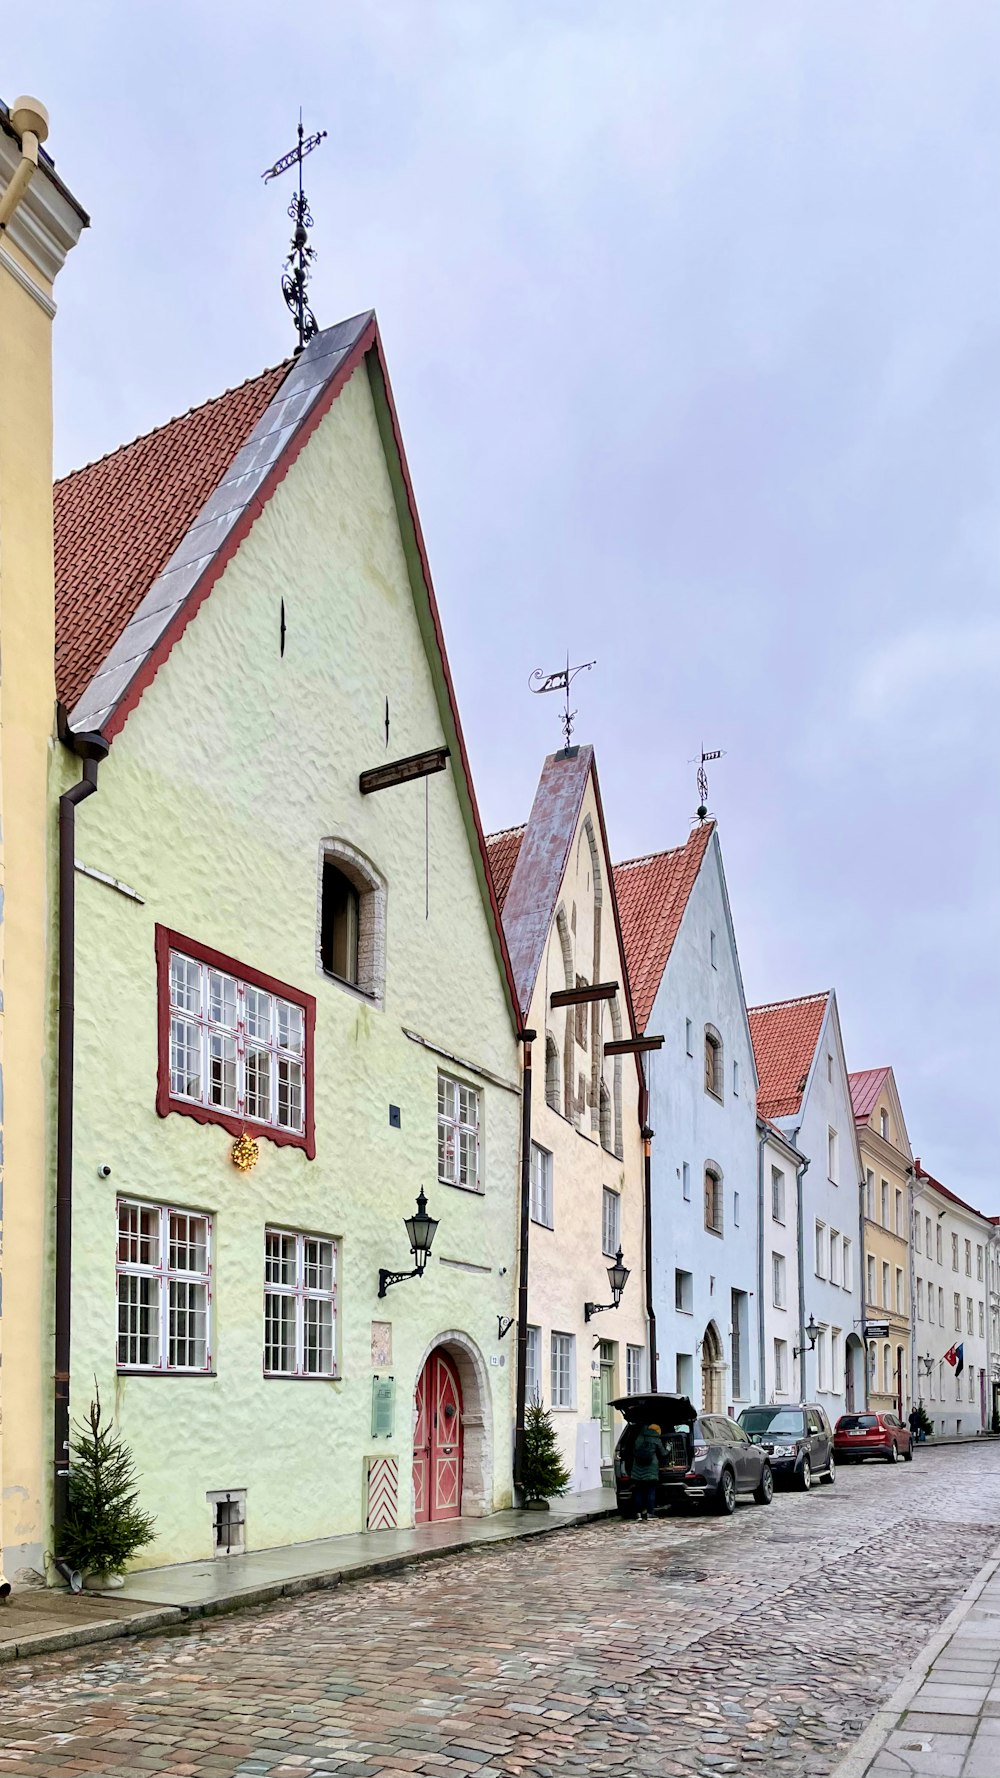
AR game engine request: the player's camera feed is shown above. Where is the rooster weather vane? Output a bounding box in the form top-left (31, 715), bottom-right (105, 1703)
top-left (262, 113), bottom-right (327, 353)
top-left (529, 655), bottom-right (596, 750)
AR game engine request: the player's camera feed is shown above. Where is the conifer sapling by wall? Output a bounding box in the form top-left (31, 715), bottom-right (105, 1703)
top-left (62, 1388), bottom-right (156, 1577)
top-left (521, 1396), bottom-right (571, 1505)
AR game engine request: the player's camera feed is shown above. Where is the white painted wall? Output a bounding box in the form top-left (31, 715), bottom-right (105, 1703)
top-left (912, 1183), bottom-right (992, 1435)
top-left (645, 833), bottom-right (760, 1412)
top-left (759, 1124), bottom-right (804, 1403)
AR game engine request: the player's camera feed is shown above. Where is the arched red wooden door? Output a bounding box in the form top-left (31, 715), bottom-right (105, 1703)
top-left (413, 1348), bottom-right (463, 1524)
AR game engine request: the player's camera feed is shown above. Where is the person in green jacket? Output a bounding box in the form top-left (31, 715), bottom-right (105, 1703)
top-left (630, 1422), bottom-right (668, 1520)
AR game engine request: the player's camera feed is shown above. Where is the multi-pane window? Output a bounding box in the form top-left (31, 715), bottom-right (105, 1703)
top-left (928, 1282), bottom-right (934, 1323)
top-left (967, 1296), bottom-right (974, 1335)
top-left (882, 1344), bottom-right (892, 1394)
top-left (936, 1224), bottom-right (943, 1264)
top-left (978, 1245), bottom-right (984, 1282)
top-left (954, 1292), bottom-right (962, 1332)
top-left (264, 1229), bottom-right (337, 1377)
top-left (774, 1338), bottom-right (787, 1393)
top-left (952, 1233), bottom-right (959, 1271)
top-left (882, 1261), bottom-right (890, 1307)
top-left (167, 949), bottom-right (306, 1136)
top-left (530, 1143), bottom-right (553, 1228)
top-left (771, 1167), bottom-right (785, 1224)
top-left (965, 1239), bottom-right (972, 1277)
top-left (117, 1200), bottom-right (211, 1372)
top-left (525, 1325), bottom-right (541, 1403)
top-left (626, 1345), bottom-right (645, 1394)
top-left (772, 1252), bottom-right (786, 1309)
top-left (867, 1254), bottom-right (876, 1304)
top-left (842, 1237), bottom-right (852, 1291)
top-left (916, 1278), bottom-right (924, 1319)
top-left (895, 1268), bottom-right (904, 1312)
top-left (438, 1073), bottom-right (480, 1192)
top-left (602, 1187), bottom-right (621, 1257)
top-left (895, 1191), bottom-right (903, 1236)
top-left (551, 1332), bottom-right (574, 1408)
top-left (704, 1169), bottom-right (723, 1234)
top-left (980, 1301), bottom-right (986, 1339)
top-left (881, 1181), bottom-right (889, 1227)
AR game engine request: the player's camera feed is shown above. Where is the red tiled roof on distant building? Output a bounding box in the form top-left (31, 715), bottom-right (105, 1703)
top-left (914, 1162), bottom-right (995, 1228)
top-left (848, 1066), bottom-right (892, 1126)
top-left (612, 823), bottom-right (714, 1033)
top-left (54, 362), bottom-right (290, 712)
top-left (485, 825), bottom-right (526, 913)
top-left (748, 991), bottom-right (830, 1122)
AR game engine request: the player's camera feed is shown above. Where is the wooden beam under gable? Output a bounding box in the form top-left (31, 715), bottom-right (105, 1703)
top-left (359, 746), bottom-right (449, 796)
top-left (550, 980), bottom-right (619, 1008)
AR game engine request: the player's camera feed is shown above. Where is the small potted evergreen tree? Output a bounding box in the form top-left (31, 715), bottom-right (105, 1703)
top-left (520, 1396), bottom-right (571, 1510)
top-left (62, 1389), bottom-right (156, 1587)
top-left (912, 1401), bottom-right (933, 1444)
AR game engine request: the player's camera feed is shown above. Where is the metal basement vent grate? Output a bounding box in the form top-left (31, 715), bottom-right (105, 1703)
top-left (207, 1489), bottom-right (246, 1556)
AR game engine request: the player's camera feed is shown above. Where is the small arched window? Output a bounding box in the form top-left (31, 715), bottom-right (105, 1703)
top-left (704, 1164), bottom-right (723, 1235)
top-left (704, 1026), bottom-right (723, 1099)
top-left (317, 840), bottom-right (386, 1003)
top-left (545, 1034), bottom-right (560, 1111)
top-left (321, 864), bottom-right (359, 983)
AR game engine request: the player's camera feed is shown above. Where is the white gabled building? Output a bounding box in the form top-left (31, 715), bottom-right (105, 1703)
top-left (758, 1116), bottom-right (805, 1403)
top-left (615, 822), bottom-right (760, 1415)
top-left (748, 992), bottom-right (865, 1420)
top-left (911, 1163), bottom-right (996, 1437)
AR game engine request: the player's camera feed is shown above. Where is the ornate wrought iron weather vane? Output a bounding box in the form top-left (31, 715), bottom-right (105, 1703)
top-left (691, 746), bottom-right (725, 822)
top-left (529, 655), bottom-right (596, 749)
top-left (262, 113), bottom-right (327, 353)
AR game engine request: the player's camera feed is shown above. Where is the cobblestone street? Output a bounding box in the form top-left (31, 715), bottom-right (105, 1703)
top-left (0, 1445), bottom-right (998, 1778)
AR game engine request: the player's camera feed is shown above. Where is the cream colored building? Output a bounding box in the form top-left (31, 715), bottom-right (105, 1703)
top-left (0, 97), bottom-right (87, 1579)
top-left (488, 747), bottom-right (648, 1490)
top-left (850, 1067), bottom-right (913, 1416)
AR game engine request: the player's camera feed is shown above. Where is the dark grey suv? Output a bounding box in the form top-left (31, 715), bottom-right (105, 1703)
top-left (737, 1403), bottom-right (836, 1490)
top-left (613, 1395), bottom-right (773, 1517)
top-left (687, 1415), bottom-right (774, 1514)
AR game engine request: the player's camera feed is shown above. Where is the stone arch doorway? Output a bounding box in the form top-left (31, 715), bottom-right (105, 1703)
top-left (845, 1332), bottom-right (864, 1412)
top-left (701, 1321), bottom-right (725, 1413)
top-left (412, 1331), bottom-right (492, 1523)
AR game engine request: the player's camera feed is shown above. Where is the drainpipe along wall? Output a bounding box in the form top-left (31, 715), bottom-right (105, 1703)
top-left (756, 1128), bottom-right (766, 1400)
top-left (640, 1105), bottom-right (657, 1392)
top-left (513, 1028), bottom-right (535, 1491)
top-left (54, 731), bottom-right (107, 1582)
top-left (795, 1155), bottom-right (809, 1399)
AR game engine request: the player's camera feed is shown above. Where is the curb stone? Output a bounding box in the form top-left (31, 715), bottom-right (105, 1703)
top-left (825, 1540), bottom-right (1000, 1778)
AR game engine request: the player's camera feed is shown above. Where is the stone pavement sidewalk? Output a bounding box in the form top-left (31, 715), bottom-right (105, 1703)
top-left (831, 1549), bottom-right (1000, 1777)
top-left (0, 1484), bottom-right (615, 1666)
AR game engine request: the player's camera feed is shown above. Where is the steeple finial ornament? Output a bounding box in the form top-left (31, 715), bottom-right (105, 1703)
top-left (262, 112), bottom-right (327, 353)
top-left (529, 655), bottom-right (596, 751)
top-left (691, 746), bottom-right (725, 822)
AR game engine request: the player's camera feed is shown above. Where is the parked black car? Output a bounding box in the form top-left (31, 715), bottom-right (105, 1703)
top-left (613, 1395), bottom-right (773, 1516)
top-left (737, 1403), bottom-right (836, 1490)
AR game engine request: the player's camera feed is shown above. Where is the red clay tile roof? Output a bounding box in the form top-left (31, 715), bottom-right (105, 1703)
top-left (53, 360), bottom-right (290, 711)
top-left (612, 823), bottom-right (715, 1033)
top-left (914, 1163), bottom-right (994, 1227)
top-left (848, 1066), bottom-right (891, 1126)
top-left (748, 991), bottom-right (830, 1121)
top-left (485, 825), bottom-right (526, 912)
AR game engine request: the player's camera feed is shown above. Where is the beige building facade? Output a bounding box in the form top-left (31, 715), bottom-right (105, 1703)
top-left (850, 1067), bottom-right (913, 1416)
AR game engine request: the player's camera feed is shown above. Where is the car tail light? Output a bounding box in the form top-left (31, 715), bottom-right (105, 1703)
top-left (693, 1442), bottom-right (708, 1458)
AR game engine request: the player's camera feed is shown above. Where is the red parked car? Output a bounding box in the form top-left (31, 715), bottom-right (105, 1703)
top-left (834, 1411), bottom-right (913, 1464)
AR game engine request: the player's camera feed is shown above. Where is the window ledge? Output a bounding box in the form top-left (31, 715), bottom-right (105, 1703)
top-left (705, 1089), bottom-right (724, 1104)
top-left (319, 968), bottom-right (382, 1010)
top-left (705, 1225), bottom-right (724, 1239)
top-left (438, 1179), bottom-right (485, 1197)
top-left (531, 1217), bottom-right (554, 1232)
top-left (116, 1368), bottom-right (217, 1379)
top-left (263, 1372), bottom-right (341, 1383)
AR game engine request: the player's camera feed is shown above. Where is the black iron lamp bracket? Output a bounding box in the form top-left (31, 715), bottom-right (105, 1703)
top-left (584, 1300), bottom-right (615, 1323)
top-left (497, 1315), bottom-right (515, 1340)
top-left (378, 1266), bottom-right (422, 1299)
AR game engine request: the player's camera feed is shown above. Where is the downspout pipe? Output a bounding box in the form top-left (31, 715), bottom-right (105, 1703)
top-left (756, 1126), bottom-right (766, 1401)
top-left (641, 1122), bottom-right (657, 1391)
top-left (795, 1156), bottom-right (809, 1400)
top-left (859, 1166), bottom-right (869, 1411)
top-left (0, 97), bottom-right (48, 234)
top-left (53, 730), bottom-right (108, 1586)
top-left (513, 1027), bottom-right (536, 1493)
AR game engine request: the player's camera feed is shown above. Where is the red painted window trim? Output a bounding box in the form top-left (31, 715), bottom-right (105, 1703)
top-left (155, 925), bottom-right (316, 1159)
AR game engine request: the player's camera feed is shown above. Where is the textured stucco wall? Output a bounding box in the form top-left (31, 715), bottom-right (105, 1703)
top-left (913, 1184), bottom-right (990, 1435)
top-left (525, 777), bottom-right (647, 1491)
top-left (859, 1091), bottom-right (912, 1415)
top-left (61, 361), bottom-right (520, 1568)
top-left (760, 1129), bottom-right (804, 1402)
top-left (646, 835), bottom-right (760, 1409)
top-left (0, 238), bottom-right (59, 1578)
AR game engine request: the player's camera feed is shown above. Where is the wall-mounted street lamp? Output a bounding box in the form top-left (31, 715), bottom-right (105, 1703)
top-left (917, 1352), bottom-right (934, 1378)
top-left (585, 1248), bottom-right (630, 1323)
top-left (794, 1314), bottom-right (820, 1360)
top-left (378, 1188), bottom-right (439, 1298)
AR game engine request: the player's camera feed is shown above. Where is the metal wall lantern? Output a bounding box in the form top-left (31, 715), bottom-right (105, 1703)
top-left (585, 1248), bottom-right (630, 1322)
top-left (378, 1188), bottom-right (439, 1298)
top-left (917, 1352), bottom-right (934, 1377)
top-left (794, 1313), bottom-right (820, 1359)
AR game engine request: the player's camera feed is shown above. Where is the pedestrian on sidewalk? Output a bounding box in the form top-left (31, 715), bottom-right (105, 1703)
top-left (908, 1405), bottom-right (920, 1444)
top-left (631, 1423), bottom-right (668, 1520)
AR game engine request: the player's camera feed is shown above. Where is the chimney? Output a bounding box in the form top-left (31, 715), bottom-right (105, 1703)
top-left (0, 95), bottom-right (87, 1584)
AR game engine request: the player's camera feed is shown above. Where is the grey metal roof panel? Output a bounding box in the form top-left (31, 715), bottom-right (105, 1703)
top-left (501, 745), bottom-right (595, 1018)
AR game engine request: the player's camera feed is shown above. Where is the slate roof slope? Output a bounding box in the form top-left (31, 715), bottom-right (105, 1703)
top-left (612, 823), bottom-right (715, 1034)
top-left (485, 825), bottom-right (526, 912)
top-left (55, 361), bottom-right (289, 712)
top-left (848, 1066), bottom-right (892, 1125)
top-left (748, 990), bottom-right (830, 1122)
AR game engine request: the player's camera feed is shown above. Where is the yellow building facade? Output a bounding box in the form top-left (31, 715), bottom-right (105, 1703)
top-left (0, 97), bottom-right (86, 1579)
top-left (850, 1067), bottom-right (913, 1417)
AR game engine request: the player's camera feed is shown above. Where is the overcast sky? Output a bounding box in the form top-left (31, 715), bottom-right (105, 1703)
top-left (8, 4), bottom-right (999, 1206)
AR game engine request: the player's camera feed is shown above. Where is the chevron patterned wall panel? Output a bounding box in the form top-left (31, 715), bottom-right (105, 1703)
top-left (366, 1455), bottom-right (399, 1530)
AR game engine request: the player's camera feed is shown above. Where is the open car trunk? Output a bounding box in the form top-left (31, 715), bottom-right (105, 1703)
top-left (611, 1392), bottom-right (696, 1484)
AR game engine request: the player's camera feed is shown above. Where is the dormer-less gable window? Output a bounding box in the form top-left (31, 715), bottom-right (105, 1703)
top-left (704, 1027), bottom-right (723, 1099)
top-left (318, 841), bottom-right (386, 1002)
top-left (156, 927), bottom-right (315, 1157)
top-left (321, 863), bottom-right (359, 984)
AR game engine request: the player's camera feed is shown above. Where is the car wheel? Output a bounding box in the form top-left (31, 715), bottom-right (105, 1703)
top-left (716, 1468), bottom-right (737, 1515)
top-left (887, 1442), bottom-right (899, 1464)
top-left (904, 1444), bottom-right (914, 1462)
top-left (822, 1454), bottom-right (836, 1485)
top-left (799, 1456), bottom-right (812, 1491)
top-left (753, 1462), bottom-right (773, 1506)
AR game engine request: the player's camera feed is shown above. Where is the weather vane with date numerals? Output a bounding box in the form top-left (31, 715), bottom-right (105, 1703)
top-left (529, 655), bottom-right (596, 750)
top-left (262, 112), bottom-right (327, 352)
top-left (691, 746), bottom-right (725, 821)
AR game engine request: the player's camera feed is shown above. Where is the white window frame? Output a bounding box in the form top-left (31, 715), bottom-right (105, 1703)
top-left (882, 1261), bottom-right (890, 1308)
top-left (602, 1186), bottom-right (621, 1257)
top-left (167, 949), bottom-right (306, 1136)
top-left (772, 1251), bottom-right (786, 1309)
top-left (550, 1331), bottom-right (575, 1409)
top-left (954, 1291), bottom-right (962, 1332)
top-left (529, 1143), bottom-right (553, 1229)
top-left (815, 1219), bottom-right (827, 1279)
top-left (116, 1199), bottom-right (212, 1373)
top-left (771, 1167), bottom-right (785, 1224)
top-left (437, 1072), bottom-right (481, 1193)
top-left (774, 1338), bottom-right (787, 1393)
top-left (827, 1128), bottom-right (838, 1184)
top-left (829, 1229), bottom-right (840, 1287)
top-left (842, 1236), bottom-right (852, 1292)
top-left (626, 1344), bottom-right (645, 1395)
top-left (525, 1325), bottom-right (542, 1403)
top-left (895, 1267), bottom-right (904, 1314)
top-left (866, 1253), bottom-right (876, 1305)
top-left (264, 1227), bottom-right (338, 1378)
